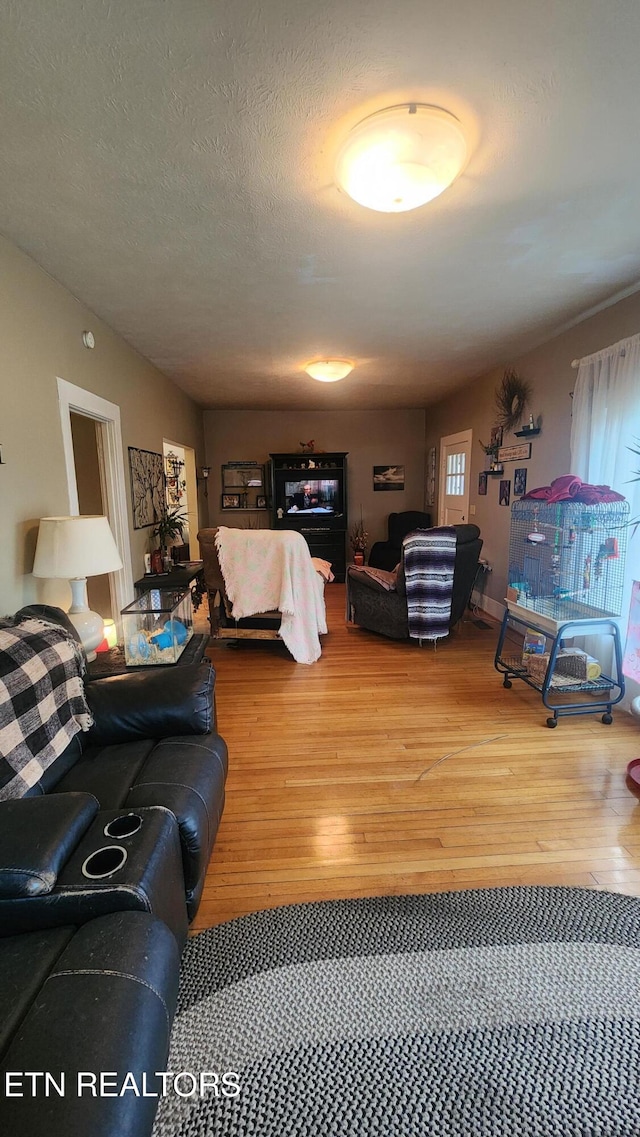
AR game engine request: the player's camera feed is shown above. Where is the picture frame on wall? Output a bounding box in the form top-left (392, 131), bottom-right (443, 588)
top-left (128, 446), bottom-right (165, 529)
top-left (513, 467), bottom-right (528, 496)
top-left (256, 494), bottom-right (267, 509)
top-left (499, 479), bottom-right (511, 506)
top-left (497, 442), bottom-right (532, 463)
top-left (373, 465), bottom-right (405, 491)
top-left (222, 493), bottom-right (241, 510)
top-left (478, 471), bottom-right (488, 496)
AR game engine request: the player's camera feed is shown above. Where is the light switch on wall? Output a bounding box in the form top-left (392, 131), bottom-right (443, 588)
top-left (470, 504), bottom-right (476, 516)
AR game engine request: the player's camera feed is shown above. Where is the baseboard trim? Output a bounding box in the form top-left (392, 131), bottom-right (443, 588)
top-left (471, 592), bottom-right (505, 623)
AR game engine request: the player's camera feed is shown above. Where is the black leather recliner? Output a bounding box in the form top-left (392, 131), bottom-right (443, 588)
top-left (348, 524), bottom-right (482, 640)
top-left (9, 605), bottom-right (228, 923)
top-left (368, 511), bottom-right (432, 570)
top-left (0, 604), bottom-right (230, 1137)
top-left (0, 911), bottom-right (180, 1137)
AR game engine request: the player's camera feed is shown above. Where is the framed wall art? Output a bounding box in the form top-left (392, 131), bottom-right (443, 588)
top-left (497, 442), bottom-right (532, 463)
top-left (513, 467), bottom-right (528, 496)
top-left (373, 465), bottom-right (405, 491)
top-left (478, 471), bottom-right (488, 496)
top-left (499, 479), bottom-right (511, 506)
top-left (222, 493), bottom-right (242, 510)
top-left (128, 446), bottom-right (165, 529)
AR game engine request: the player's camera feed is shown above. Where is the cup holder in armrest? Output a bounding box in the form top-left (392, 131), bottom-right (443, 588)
top-left (103, 813), bottom-right (143, 839)
top-left (82, 845), bottom-right (128, 880)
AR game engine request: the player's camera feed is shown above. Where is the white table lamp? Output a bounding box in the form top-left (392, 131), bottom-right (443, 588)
top-left (33, 515), bottom-right (123, 660)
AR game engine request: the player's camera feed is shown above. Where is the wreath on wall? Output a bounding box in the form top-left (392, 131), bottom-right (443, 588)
top-left (494, 368), bottom-right (531, 431)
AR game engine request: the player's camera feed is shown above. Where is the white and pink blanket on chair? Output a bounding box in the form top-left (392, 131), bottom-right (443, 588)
top-left (214, 528), bottom-right (328, 664)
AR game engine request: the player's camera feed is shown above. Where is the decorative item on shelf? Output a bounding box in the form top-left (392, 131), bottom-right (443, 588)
top-left (515, 414), bottom-right (541, 437)
top-left (221, 493), bottom-right (241, 510)
top-left (32, 515), bottom-right (124, 661)
top-left (495, 368), bottom-right (532, 432)
top-left (479, 429), bottom-right (503, 471)
top-left (299, 440), bottom-right (315, 453)
top-left (256, 495), bottom-right (267, 509)
top-left (350, 512), bottom-right (368, 566)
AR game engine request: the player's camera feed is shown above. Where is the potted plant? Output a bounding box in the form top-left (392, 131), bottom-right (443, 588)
top-left (151, 506), bottom-right (187, 570)
top-left (350, 517), bottom-right (368, 566)
top-left (479, 436), bottom-right (503, 473)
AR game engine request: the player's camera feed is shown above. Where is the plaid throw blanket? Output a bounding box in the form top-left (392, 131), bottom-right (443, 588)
top-left (0, 619), bottom-right (93, 800)
top-left (403, 527), bottom-right (457, 640)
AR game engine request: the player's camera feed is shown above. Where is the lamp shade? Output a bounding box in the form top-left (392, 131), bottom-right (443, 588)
top-left (336, 104), bottom-right (467, 213)
top-left (33, 516), bottom-right (123, 579)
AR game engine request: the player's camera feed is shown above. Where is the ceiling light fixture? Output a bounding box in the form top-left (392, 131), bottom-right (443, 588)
top-left (304, 360), bottom-right (354, 383)
top-left (336, 103), bottom-right (467, 213)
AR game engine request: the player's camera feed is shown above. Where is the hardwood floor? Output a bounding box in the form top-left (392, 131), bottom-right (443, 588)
top-left (193, 584), bottom-right (640, 931)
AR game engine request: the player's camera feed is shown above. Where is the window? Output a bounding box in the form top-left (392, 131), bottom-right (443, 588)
top-left (445, 450), bottom-right (466, 496)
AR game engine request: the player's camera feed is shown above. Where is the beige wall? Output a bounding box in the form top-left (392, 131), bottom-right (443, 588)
top-left (0, 235), bottom-right (206, 614)
top-left (202, 409), bottom-right (427, 546)
top-left (425, 288), bottom-right (640, 611)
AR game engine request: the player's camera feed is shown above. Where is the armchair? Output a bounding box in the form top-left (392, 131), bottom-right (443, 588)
top-left (368, 511), bottom-right (432, 570)
top-left (198, 527), bottom-right (283, 641)
top-left (197, 527), bottom-right (328, 663)
top-left (348, 524), bottom-right (482, 641)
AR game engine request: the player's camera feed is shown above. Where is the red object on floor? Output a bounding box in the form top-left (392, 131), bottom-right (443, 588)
top-left (626, 759), bottom-right (640, 792)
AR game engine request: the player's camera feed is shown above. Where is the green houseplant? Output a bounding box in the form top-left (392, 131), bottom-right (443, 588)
top-left (152, 506), bottom-right (187, 555)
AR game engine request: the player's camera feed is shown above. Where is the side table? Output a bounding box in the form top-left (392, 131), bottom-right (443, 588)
top-left (86, 632), bottom-right (209, 679)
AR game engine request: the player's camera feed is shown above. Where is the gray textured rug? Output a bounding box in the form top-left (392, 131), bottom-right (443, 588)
top-left (153, 887), bottom-right (640, 1136)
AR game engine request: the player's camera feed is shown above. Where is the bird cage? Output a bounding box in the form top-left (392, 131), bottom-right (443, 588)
top-left (507, 499), bottom-right (629, 630)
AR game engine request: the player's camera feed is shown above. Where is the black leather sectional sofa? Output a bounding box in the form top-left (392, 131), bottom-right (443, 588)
top-left (0, 605), bottom-right (228, 1136)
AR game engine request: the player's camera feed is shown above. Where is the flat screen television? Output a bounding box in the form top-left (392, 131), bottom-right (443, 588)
top-left (284, 478), bottom-right (339, 515)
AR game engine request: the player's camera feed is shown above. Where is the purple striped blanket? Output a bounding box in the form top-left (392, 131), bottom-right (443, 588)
top-left (403, 527), bottom-right (457, 640)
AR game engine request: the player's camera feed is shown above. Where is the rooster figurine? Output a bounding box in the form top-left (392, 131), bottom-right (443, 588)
top-left (299, 439), bottom-right (315, 454)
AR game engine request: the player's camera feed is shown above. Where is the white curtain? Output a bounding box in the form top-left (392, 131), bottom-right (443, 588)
top-left (570, 332), bottom-right (640, 708)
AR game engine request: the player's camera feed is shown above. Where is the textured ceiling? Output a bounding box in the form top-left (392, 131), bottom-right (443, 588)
top-left (2, 0), bottom-right (640, 409)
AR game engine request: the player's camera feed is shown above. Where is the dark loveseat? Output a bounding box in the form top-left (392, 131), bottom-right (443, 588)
top-left (0, 604), bottom-right (228, 1136)
top-left (348, 524), bottom-right (482, 640)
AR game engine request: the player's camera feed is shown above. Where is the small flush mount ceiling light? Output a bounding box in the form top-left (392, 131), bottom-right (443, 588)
top-left (336, 103), bottom-right (467, 213)
top-left (304, 360), bottom-right (354, 383)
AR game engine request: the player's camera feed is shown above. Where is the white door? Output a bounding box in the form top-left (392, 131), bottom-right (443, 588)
top-left (438, 430), bottom-right (472, 525)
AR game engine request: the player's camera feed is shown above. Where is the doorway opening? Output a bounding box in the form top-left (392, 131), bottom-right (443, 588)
top-left (163, 440), bottom-right (198, 558)
top-left (69, 412), bottom-right (112, 620)
top-left (57, 378), bottom-right (133, 631)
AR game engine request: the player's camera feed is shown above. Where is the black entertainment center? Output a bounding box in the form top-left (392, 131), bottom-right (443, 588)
top-left (269, 452), bottom-right (348, 582)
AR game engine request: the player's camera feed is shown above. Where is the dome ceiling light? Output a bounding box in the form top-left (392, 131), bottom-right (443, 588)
top-left (304, 359), bottom-right (353, 382)
top-left (335, 103), bottom-right (467, 213)
top-left (304, 360), bottom-right (354, 383)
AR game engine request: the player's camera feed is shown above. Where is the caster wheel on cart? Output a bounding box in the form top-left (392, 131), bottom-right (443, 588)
top-left (546, 717), bottom-right (558, 729)
top-left (503, 678), bottom-right (512, 689)
top-left (601, 713), bottom-right (613, 725)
